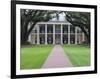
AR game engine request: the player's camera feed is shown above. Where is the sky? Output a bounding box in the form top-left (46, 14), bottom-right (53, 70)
top-left (50, 12), bottom-right (67, 21)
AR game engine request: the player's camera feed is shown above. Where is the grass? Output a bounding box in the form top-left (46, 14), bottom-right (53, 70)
top-left (20, 45), bottom-right (53, 69)
top-left (63, 45), bottom-right (90, 67)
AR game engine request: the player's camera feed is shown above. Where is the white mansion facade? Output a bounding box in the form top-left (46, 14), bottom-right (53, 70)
top-left (28, 21), bottom-right (85, 45)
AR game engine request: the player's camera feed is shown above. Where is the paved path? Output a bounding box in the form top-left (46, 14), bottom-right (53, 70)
top-left (42, 45), bottom-right (73, 68)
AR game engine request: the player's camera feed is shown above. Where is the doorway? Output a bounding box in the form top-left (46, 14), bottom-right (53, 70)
top-left (55, 34), bottom-right (61, 44)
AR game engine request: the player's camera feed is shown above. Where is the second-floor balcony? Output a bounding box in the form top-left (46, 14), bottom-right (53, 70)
top-left (40, 30), bottom-right (45, 33)
top-left (48, 30), bottom-right (53, 33)
top-left (63, 31), bottom-right (67, 33)
top-left (55, 30), bottom-right (61, 33)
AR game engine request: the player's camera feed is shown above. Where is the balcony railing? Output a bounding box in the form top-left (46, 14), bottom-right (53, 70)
top-left (55, 30), bottom-right (61, 33)
top-left (63, 31), bottom-right (67, 33)
top-left (40, 31), bottom-right (45, 33)
top-left (48, 31), bottom-right (53, 33)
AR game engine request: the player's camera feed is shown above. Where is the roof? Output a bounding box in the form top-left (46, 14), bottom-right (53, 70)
top-left (37, 21), bottom-right (71, 25)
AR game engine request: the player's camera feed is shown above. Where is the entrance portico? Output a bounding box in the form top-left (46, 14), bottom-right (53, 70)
top-left (28, 21), bottom-right (85, 45)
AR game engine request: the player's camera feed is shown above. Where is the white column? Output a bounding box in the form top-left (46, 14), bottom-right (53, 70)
top-left (32, 34), bottom-right (35, 44)
top-left (61, 24), bottom-right (63, 44)
top-left (53, 24), bottom-right (55, 45)
top-left (78, 28), bottom-right (81, 44)
top-left (28, 34), bottom-right (31, 43)
top-left (68, 24), bottom-right (70, 44)
top-left (45, 24), bottom-right (47, 45)
top-left (75, 27), bottom-right (77, 44)
top-left (37, 25), bottom-right (40, 44)
top-left (34, 34), bottom-right (36, 44)
top-left (82, 32), bottom-right (85, 42)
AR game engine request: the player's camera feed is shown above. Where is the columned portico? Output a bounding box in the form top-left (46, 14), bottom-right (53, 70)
top-left (29, 22), bottom-right (84, 45)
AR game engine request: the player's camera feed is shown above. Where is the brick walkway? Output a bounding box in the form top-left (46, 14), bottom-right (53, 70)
top-left (42, 45), bottom-right (73, 68)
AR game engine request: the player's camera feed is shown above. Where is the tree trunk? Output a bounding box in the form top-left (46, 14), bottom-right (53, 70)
top-left (21, 30), bottom-right (29, 45)
top-left (21, 22), bottom-right (37, 45)
top-left (21, 20), bottom-right (29, 45)
top-left (81, 27), bottom-right (90, 44)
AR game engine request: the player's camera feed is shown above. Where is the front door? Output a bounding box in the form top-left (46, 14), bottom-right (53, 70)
top-left (55, 34), bottom-right (61, 44)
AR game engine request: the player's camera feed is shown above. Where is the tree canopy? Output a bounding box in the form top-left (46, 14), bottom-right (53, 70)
top-left (64, 11), bottom-right (90, 44)
top-left (21, 9), bottom-right (57, 44)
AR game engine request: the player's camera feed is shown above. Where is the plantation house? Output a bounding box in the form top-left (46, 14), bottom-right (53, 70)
top-left (28, 21), bottom-right (86, 45)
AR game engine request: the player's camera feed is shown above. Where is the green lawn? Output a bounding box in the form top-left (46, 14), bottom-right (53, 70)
top-left (20, 45), bottom-right (53, 69)
top-left (63, 45), bottom-right (90, 67)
